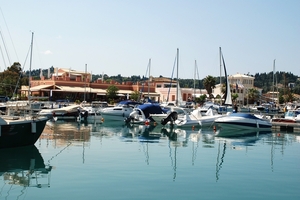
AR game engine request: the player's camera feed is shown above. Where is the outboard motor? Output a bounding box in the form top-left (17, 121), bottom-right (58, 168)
top-left (124, 110), bottom-right (139, 124)
top-left (81, 110), bottom-right (88, 120)
top-left (161, 111), bottom-right (178, 126)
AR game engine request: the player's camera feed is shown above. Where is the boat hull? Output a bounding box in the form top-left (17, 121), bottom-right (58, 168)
top-left (214, 113), bottom-right (272, 135)
top-left (101, 113), bottom-right (128, 121)
top-left (0, 116), bottom-right (48, 149)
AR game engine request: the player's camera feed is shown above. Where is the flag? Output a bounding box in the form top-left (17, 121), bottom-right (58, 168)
top-left (237, 80), bottom-right (244, 89)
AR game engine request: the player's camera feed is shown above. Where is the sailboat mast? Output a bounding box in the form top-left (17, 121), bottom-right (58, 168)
top-left (194, 60), bottom-right (196, 100)
top-left (148, 58), bottom-right (151, 98)
top-left (219, 47), bottom-right (222, 106)
top-left (84, 64), bottom-right (87, 102)
top-left (273, 59), bottom-right (275, 103)
top-left (176, 48), bottom-right (179, 106)
top-left (28, 32), bottom-right (34, 102)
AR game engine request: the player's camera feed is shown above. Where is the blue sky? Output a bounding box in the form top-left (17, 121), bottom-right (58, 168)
top-left (0, 0), bottom-right (299, 79)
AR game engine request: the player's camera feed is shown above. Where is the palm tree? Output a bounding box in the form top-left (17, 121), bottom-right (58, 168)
top-left (203, 75), bottom-right (216, 96)
top-left (232, 93), bottom-right (239, 103)
top-left (247, 88), bottom-right (260, 104)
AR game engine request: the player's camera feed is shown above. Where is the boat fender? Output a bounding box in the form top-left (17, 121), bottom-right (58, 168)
top-left (31, 122), bottom-right (37, 134)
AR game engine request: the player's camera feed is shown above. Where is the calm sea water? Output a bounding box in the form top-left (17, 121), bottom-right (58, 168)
top-left (1, 120), bottom-right (299, 200)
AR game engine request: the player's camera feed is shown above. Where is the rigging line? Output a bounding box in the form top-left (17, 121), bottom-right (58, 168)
top-left (12, 44), bottom-right (31, 97)
top-left (138, 59), bottom-right (151, 101)
top-left (47, 142), bottom-right (72, 165)
top-left (0, 26), bottom-right (11, 66)
top-left (0, 44), bottom-right (7, 70)
top-left (167, 54), bottom-right (177, 102)
top-left (33, 35), bottom-right (44, 69)
top-left (196, 62), bottom-right (201, 92)
top-left (0, 7), bottom-right (19, 63)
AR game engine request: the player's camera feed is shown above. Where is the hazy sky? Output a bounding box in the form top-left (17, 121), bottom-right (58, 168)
top-left (0, 0), bottom-right (299, 79)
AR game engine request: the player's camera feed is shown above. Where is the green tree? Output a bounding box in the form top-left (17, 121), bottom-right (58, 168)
top-left (0, 62), bottom-right (24, 97)
top-left (130, 90), bottom-right (140, 101)
top-left (247, 88), bottom-right (260, 104)
top-left (197, 94), bottom-right (207, 105)
top-left (106, 85), bottom-right (119, 103)
top-left (232, 93), bottom-right (239, 103)
top-left (203, 75), bottom-right (216, 96)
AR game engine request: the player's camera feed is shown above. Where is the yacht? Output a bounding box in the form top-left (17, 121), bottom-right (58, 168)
top-left (100, 100), bottom-right (141, 121)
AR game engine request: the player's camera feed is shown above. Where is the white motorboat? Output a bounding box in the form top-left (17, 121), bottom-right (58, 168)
top-left (214, 113), bottom-right (272, 135)
top-left (78, 101), bottom-right (107, 123)
top-left (100, 100), bottom-right (141, 121)
top-left (271, 109), bottom-right (300, 124)
top-left (125, 103), bottom-right (168, 124)
top-left (176, 107), bottom-right (223, 127)
top-left (38, 104), bottom-right (82, 120)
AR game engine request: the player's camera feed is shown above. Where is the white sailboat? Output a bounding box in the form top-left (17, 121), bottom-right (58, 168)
top-left (218, 47), bottom-right (233, 113)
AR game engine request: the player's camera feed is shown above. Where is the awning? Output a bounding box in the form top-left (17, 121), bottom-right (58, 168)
top-left (118, 90), bottom-right (134, 94)
top-left (53, 86), bottom-right (92, 93)
top-left (142, 92), bottom-right (160, 97)
top-left (26, 85), bottom-right (57, 92)
top-left (91, 88), bottom-right (106, 94)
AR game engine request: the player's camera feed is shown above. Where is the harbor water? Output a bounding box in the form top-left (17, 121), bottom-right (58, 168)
top-left (1, 120), bottom-right (299, 200)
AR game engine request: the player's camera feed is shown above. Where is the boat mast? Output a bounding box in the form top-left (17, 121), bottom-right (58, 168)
top-left (28, 32), bottom-right (34, 102)
top-left (194, 60), bottom-right (196, 100)
top-left (84, 64), bottom-right (87, 102)
top-left (219, 47), bottom-right (222, 106)
top-left (176, 48), bottom-right (179, 106)
top-left (273, 59), bottom-right (275, 103)
top-left (148, 58), bottom-right (151, 99)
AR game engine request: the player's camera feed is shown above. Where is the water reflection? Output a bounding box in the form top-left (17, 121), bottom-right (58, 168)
top-left (40, 121), bottom-right (300, 184)
top-left (213, 130), bottom-right (300, 181)
top-left (0, 145), bottom-right (52, 198)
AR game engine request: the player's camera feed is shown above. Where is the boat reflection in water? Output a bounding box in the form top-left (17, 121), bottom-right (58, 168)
top-left (43, 119), bottom-right (92, 145)
top-left (211, 129), bottom-right (299, 181)
top-left (0, 145), bottom-right (52, 198)
top-left (162, 126), bottom-right (202, 181)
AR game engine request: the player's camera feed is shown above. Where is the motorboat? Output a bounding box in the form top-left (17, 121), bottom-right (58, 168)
top-left (100, 100), bottom-right (141, 121)
top-left (214, 113), bottom-right (272, 133)
top-left (124, 103), bottom-right (168, 124)
top-left (198, 102), bottom-right (219, 116)
top-left (162, 107), bottom-right (223, 128)
top-left (78, 101), bottom-right (107, 123)
top-left (271, 109), bottom-right (300, 123)
top-left (38, 104), bottom-right (82, 120)
top-left (78, 108), bottom-right (103, 123)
